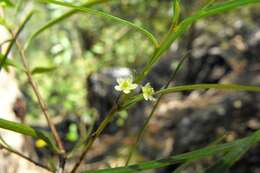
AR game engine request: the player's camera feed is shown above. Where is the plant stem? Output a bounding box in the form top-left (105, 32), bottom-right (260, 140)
top-left (15, 40), bottom-right (65, 173)
top-left (0, 143), bottom-right (52, 172)
top-left (26, 0), bottom-right (114, 49)
top-left (70, 105), bottom-right (118, 173)
top-left (0, 11), bottom-right (33, 72)
top-left (70, 92), bottom-right (122, 173)
top-left (125, 53), bottom-right (189, 165)
top-left (67, 118), bottom-right (94, 159)
top-left (15, 40), bottom-right (65, 153)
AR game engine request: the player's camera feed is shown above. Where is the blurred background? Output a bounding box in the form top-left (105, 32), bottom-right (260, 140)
top-left (0, 0), bottom-right (260, 172)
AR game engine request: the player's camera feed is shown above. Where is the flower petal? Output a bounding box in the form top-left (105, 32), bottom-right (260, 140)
top-left (123, 89), bottom-right (131, 94)
top-left (117, 78), bottom-right (123, 84)
top-left (145, 83), bottom-right (151, 87)
top-left (130, 84), bottom-right (138, 90)
top-left (141, 83), bottom-right (156, 101)
top-left (149, 96), bottom-right (156, 101)
top-left (115, 85), bottom-right (122, 91)
top-left (143, 93), bottom-right (148, 100)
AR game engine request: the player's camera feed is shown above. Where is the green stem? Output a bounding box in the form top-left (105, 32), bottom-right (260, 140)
top-left (70, 105), bottom-right (119, 173)
top-left (0, 11), bottom-right (33, 72)
top-left (123, 83), bottom-right (260, 109)
top-left (135, 0), bottom-right (260, 84)
top-left (26, 0), bottom-right (113, 49)
top-left (158, 83), bottom-right (260, 95)
top-left (36, 0), bottom-right (159, 48)
top-left (0, 143), bottom-right (52, 172)
top-left (125, 53), bottom-right (189, 165)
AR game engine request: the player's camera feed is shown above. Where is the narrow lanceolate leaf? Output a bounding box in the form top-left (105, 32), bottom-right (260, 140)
top-left (173, 134), bottom-right (227, 173)
top-left (122, 84), bottom-right (260, 109)
top-left (31, 66), bottom-right (57, 75)
top-left (86, 130), bottom-right (260, 173)
top-left (157, 83), bottom-right (260, 94)
top-left (0, 11), bottom-right (33, 72)
top-left (0, 118), bottom-right (59, 152)
top-left (136, 0), bottom-right (260, 83)
top-left (172, 0), bottom-right (181, 26)
top-left (36, 0), bottom-right (159, 48)
top-left (202, 0), bottom-right (217, 10)
top-left (204, 131), bottom-right (258, 173)
top-left (25, 0), bottom-right (112, 48)
top-left (204, 148), bottom-right (246, 173)
top-left (0, 53), bottom-right (18, 70)
top-left (0, 0), bottom-right (14, 7)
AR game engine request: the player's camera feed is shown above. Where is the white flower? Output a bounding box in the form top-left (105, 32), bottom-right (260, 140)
top-left (142, 83), bottom-right (156, 101)
top-left (114, 77), bottom-right (137, 94)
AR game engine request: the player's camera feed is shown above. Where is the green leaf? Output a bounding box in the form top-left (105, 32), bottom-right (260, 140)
top-left (86, 130), bottom-right (260, 173)
top-left (0, 118), bottom-right (59, 152)
top-left (173, 134), bottom-right (226, 173)
top-left (0, 53), bottom-right (18, 71)
top-left (135, 0), bottom-right (260, 83)
top-left (172, 0), bottom-right (181, 26)
top-left (0, 16), bottom-right (13, 29)
top-left (25, 0), bottom-right (112, 49)
top-left (204, 133), bottom-right (257, 173)
top-left (31, 66), bottom-right (57, 75)
top-left (36, 0), bottom-right (159, 48)
top-left (201, 0), bottom-right (217, 10)
top-left (0, 11), bottom-right (33, 72)
top-left (204, 148), bottom-right (245, 173)
top-left (0, 0), bottom-right (14, 7)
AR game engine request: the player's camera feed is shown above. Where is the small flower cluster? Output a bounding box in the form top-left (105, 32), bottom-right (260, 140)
top-left (114, 76), bottom-right (155, 101)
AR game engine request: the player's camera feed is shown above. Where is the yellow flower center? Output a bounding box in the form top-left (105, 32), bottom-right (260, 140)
top-left (121, 81), bottom-right (130, 89)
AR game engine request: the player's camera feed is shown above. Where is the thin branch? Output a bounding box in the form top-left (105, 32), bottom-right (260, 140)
top-left (15, 39), bottom-right (65, 173)
top-left (70, 105), bottom-right (119, 173)
top-left (67, 118), bottom-right (95, 159)
top-left (4, 11), bottom-right (64, 155)
top-left (0, 135), bottom-right (12, 148)
top-left (70, 93), bottom-right (122, 172)
top-left (15, 39), bottom-right (65, 154)
top-left (0, 143), bottom-right (52, 172)
top-left (0, 39), bottom-right (12, 48)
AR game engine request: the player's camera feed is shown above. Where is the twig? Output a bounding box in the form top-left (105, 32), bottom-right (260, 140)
top-left (0, 39), bottom-right (12, 48)
top-left (15, 40), bottom-right (65, 173)
top-left (15, 39), bottom-right (65, 153)
top-left (0, 143), bottom-right (52, 172)
top-left (0, 135), bottom-right (12, 148)
top-left (0, 9), bottom-right (58, 173)
top-left (70, 104), bottom-right (119, 173)
top-left (70, 93), bottom-right (122, 173)
top-left (15, 40), bottom-right (64, 152)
